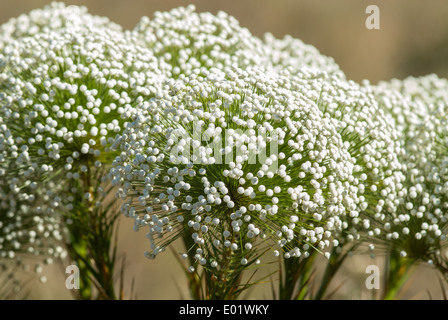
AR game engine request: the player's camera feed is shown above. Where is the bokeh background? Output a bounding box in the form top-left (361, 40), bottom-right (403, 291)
top-left (1, 0), bottom-right (448, 300)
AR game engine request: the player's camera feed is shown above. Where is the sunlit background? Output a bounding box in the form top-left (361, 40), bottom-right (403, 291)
top-left (1, 0), bottom-right (448, 299)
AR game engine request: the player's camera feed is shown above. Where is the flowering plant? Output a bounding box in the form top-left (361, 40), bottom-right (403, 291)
top-left (0, 2), bottom-right (447, 300)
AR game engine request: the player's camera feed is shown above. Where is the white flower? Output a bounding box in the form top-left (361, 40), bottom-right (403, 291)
top-left (110, 65), bottom-right (362, 268)
top-left (0, 124), bottom-right (66, 273)
top-left (133, 5), bottom-right (344, 79)
top-left (107, 6), bottom-right (405, 268)
top-left (371, 74), bottom-right (448, 263)
top-left (0, 3), bottom-right (166, 283)
top-left (0, 2), bottom-right (122, 49)
top-left (308, 73), bottom-right (405, 248)
top-left (263, 33), bottom-right (344, 78)
top-left (0, 12), bottom-right (165, 210)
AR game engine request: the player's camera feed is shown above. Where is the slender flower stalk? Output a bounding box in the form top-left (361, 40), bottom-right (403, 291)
top-left (381, 247), bottom-right (417, 300)
top-left (277, 251), bottom-right (317, 300)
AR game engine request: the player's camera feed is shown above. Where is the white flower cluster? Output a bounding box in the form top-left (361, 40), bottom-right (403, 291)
top-left (133, 5), bottom-right (265, 75)
top-left (0, 6), bottom-right (165, 210)
top-left (0, 2), bottom-right (166, 271)
top-left (110, 6), bottom-right (405, 268)
top-left (0, 176), bottom-right (66, 260)
top-left (371, 75), bottom-right (448, 262)
top-left (110, 65), bottom-right (359, 267)
top-left (0, 125), bottom-right (66, 277)
top-left (372, 74), bottom-right (447, 136)
top-left (133, 5), bottom-right (344, 79)
top-left (0, 2), bottom-right (122, 49)
top-left (1, 2), bottom-right (447, 275)
top-left (295, 73), bottom-right (405, 249)
top-left (263, 33), bottom-right (344, 78)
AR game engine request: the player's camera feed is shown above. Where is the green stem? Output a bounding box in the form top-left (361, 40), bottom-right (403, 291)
top-left (180, 229), bottom-right (246, 300)
top-left (181, 230), bottom-right (203, 300)
top-left (382, 249), bottom-right (416, 300)
top-left (65, 222), bottom-right (93, 300)
top-left (278, 253), bottom-right (316, 300)
top-left (313, 246), bottom-right (351, 300)
top-left (65, 168), bottom-right (118, 300)
top-left (208, 242), bottom-right (242, 300)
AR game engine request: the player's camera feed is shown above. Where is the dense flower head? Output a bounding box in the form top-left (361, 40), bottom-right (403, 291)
top-left (383, 119), bottom-right (448, 262)
top-left (2, 2), bottom-right (447, 285)
top-left (0, 177), bottom-right (66, 261)
top-left (0, 124), bottom-right (66, 276)
top-left (0, 2), bottom-right (122, 49)
top-left (109, 6), bottom-right (404, 266)
top-left (307, 75), bottom-right (405, 248)
top-left (133, 5), bottom-right (267, 77)
top-left (371, 74), bottom-right (448, 137)
top-left (133, 5), bottom-right (344, 79)
top-left (0, 16), bottom-right (165, 210)
top-left (110, 65), bottom-right (362, 267)
top-left (369, 74), bottom-right (448, 262)
top-left (0, 2), bottom-right (168, 281)
top-left (263, 33), bottom-right (344, 78)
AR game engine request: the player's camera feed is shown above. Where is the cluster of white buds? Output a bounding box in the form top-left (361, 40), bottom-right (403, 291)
top-left (133, 5), bottom-right (344, 79)
top-left (0, 2), bottom-right (167, 276)
top-left (0, 7), bottom-right (166, 210)
top-left (133, 5), bottom-right (266, 77)
top-left (369, 75), bottom-right (448, 262)
top-left (110, 62), bottom-right (400, 268)
top-left (263, 33), bottom-right (344, 78)
top-left (0, 177), bottom-right (66, 260)
top-left (2, 2), bottom-right (447, 277)
top-left (305, 73), bottom-right (406, 249)
top-left (0, 124), bottom-right (66, 278)
top-left (0, 2), bottom-right (122, 49)
top-left (370, 74), bottom-right (447, 137)
top-left (108, 5), bottom-right (406, 268)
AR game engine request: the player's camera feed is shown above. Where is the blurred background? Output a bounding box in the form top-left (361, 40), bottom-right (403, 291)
top-left (1, 0), bottom-right (448, 300)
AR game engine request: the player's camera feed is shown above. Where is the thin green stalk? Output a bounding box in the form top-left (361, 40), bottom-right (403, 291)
top-left (382, 248), bottom-right (416, 300)
top-left (206, 244), bottom-right (241, 300)
top-left (179, 228), bottom-right (265, 300)
top-left (180, 230), bottom-right (203, 300)
top-left (65, 222), bottom-right (93, 300)
top-left (65, 168), bottom-right (120, 300)
top-left (278, 253), bottom-right (317, 300)
top-left (313, 245), bottom-right (354, 300)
